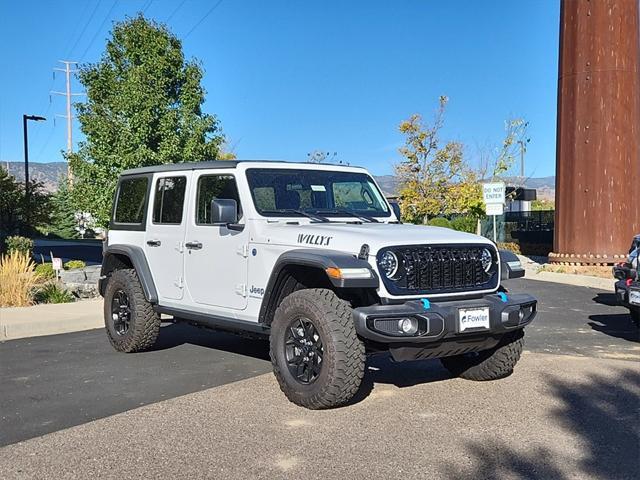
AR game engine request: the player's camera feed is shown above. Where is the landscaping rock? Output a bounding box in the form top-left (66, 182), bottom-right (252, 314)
top-left (60, 265), bottom-right (101, 299)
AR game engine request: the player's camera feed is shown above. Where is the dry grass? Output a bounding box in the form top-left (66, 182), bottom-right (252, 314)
top-left (0, 251), bottom-right (42, 307)
top-left (537, 263), bottom-right (612, 279)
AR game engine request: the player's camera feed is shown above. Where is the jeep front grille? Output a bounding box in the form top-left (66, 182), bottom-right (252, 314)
top-left (377, 245), bottom-right (498, 295)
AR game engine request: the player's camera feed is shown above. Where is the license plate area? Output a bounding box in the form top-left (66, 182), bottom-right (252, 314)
top-left (629, 289), bottom-right (640, 306)
top-left (458, 307), bottom-right (490, 332)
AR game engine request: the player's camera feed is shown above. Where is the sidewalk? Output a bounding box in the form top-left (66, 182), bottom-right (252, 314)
top-left (0, 300), bottom-right (102, 341)
top-left (517, 254), bottom-right (614, 291)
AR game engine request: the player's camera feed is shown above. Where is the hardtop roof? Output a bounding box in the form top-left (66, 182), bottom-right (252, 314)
top-left (120, 160), bottom-right (365, 176)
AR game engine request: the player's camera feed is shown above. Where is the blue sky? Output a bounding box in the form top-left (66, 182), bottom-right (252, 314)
top-left (0, 0), bottom-right (560, 177)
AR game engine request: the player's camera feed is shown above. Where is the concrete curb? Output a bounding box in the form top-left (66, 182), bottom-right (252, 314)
top-left (0, 300), bottom-right (102, 342)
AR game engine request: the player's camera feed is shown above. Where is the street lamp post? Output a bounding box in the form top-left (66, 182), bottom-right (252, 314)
top-left (23, 114), bottom-right (46, 228)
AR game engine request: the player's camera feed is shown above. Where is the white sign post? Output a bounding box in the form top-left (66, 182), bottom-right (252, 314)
top-left (483, 182), bottom-right (506, 242)
top-left (52, 257), bottom-right (63, 278)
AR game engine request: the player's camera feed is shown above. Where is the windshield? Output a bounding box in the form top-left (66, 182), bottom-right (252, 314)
top-left (245, 168), bottom-right (391, 218)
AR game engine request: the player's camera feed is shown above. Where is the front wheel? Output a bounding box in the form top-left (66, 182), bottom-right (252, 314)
top-left (270, 288), bottom-right (366, 409)
top-left (440, 329), bottom-right (525, 381)
top-left (631, 308), bottom-right (640, 328)
top-left (104, 269), bottom-right (161, 353)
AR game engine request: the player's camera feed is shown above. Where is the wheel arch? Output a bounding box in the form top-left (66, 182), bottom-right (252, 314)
top-left (100, 244), bottom-right (158, 304)
top-left (258, 249), bottom-right (379, 326)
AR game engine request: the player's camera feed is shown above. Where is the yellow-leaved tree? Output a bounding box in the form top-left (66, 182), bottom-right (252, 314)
top-left (395, 97), bottom-right (483, 224)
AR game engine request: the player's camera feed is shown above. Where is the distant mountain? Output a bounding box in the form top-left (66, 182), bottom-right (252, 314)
top-left (1, 161), bottom-right (556, 200)
top-left (3, 161), bottom-right (67, 192)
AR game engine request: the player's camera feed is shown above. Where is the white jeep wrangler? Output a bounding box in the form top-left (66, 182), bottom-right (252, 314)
top-left (100, 160), bottom-right (536, 409)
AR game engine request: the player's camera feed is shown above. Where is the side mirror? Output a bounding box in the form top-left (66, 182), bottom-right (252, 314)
top-left (211, 199), bottom-right (243, 230)
top-left (390, 202), bottom-right (402, 222)
top-left (499, 249), bottom-right (525, 280)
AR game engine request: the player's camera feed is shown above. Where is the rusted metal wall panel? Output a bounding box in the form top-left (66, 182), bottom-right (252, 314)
top-left (552, 0), bottom-right (640, 263)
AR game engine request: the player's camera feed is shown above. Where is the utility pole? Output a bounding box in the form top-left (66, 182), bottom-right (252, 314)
top-left (51, 60), bottom-right (83, 180)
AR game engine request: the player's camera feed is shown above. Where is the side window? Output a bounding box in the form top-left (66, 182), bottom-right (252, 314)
top-left (196, 175), bottom-right (243, 225)
top-left (114, 177), bottom-right (149, 224)
top-left (152, 176), bottom-right (187, 224)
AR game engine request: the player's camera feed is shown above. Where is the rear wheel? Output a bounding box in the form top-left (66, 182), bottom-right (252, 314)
top-left (440, 329), bottom-right (524, 381)
top-left (270, 288), bottom-right (365, 409)
top-left (104, 269), bottom-right (160, 352)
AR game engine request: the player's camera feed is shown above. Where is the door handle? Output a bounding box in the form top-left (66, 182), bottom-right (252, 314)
top-left (185, 241), bottom-right (203, 250)
top-left (146, 240), bottom-right (161, 247)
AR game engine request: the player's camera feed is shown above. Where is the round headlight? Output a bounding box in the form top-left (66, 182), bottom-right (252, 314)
top-left (379, 251), bottom-right (399, 278)
top-left (481, 248), bottom-right (493, 273)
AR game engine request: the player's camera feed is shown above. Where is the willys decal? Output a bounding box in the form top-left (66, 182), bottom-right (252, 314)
top-left (297, 233), bottom-right (333, 246)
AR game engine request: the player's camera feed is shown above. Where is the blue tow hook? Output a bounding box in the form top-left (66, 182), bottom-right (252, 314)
top-left (498, 292), bottom-right (508, 303)
top-left (421, 298), bottom-right (431, 310)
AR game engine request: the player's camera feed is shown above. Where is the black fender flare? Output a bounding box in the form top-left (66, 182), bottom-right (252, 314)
top-left (100, 244), bottom-right (158, 303)
top-left (258, 248), bottom-right (378, 324)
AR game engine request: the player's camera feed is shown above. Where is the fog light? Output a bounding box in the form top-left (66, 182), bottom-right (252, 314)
top-left (398, 317), bottom-right (418, 335)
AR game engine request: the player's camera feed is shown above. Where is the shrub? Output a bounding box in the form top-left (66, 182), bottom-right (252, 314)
top-left (497, 242), bottom-right (521, 254)
top-left (64, 260), bottom-right (86, 270)
top-left (450, 216), bottom-right (477, 233)
top-left (35, 262), bottom-right (56, 280)
top-left (34, 282), bottom-right (75, 304)
top-left (5, 236), bottom-right (34, 255)
top-left (0, 251), bottom-right (41, 307)
top-left (428, 217), bottom-right (452, 229)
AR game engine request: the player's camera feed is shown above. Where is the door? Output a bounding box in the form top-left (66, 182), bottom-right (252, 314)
top-left (184, 172), bottom-right (248, 310)
top-left (144, 173), bottom-right (190, 300)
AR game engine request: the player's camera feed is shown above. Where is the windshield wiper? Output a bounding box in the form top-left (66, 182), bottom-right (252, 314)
top-left (261, 209), bottom-right (330, 223)
top-left (315, 209), bottom-right (379, 223)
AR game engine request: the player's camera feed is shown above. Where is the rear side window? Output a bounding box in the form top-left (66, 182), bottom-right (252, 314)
top-left (152, 176), bottom-right (187, 224)
top-left (114, 177), bottom-right (149, 224)
top-left (196, 175), bottom-right (242, 224)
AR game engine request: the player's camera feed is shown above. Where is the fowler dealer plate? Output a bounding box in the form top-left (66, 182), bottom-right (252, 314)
top-left (459, 307), bottom-right (490, 332)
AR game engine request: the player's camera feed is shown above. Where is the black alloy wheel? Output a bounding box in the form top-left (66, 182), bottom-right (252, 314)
top-left (111, 289), bottom-right (131, 336)
top-left (285, 317), bottom-right (324, 384)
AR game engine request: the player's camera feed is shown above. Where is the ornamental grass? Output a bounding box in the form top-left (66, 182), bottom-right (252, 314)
top-left (0, 250), bottom-right (42, 307)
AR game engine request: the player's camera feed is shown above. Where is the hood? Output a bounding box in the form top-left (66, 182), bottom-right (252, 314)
top-left (252, 221), bottom-right (494, 256)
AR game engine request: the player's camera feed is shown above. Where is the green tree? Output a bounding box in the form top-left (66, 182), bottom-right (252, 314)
top-left (395, 97), bottom-right (483, 224)
top-left (69, 15), bottom-right (225, 227)
top-left (48, 180), bottom-right (79, 239)
top-left (0, 166), bottom-right (50, 239)
top-left (531, 198), bottom-right (555, 211)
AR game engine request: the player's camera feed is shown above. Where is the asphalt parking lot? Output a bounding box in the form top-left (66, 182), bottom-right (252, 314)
top-left (1, 279), bottom-right (638, 479)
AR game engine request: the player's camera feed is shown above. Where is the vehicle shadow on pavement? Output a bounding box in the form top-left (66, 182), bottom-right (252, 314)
top-left (592, 292), bottom-right (620, 307)
top-left (149, 323), bottom-right (271, 360)
top-left (443, 368), bottom-right (640, 480)
top-left (348, 354), bottom-right (452, 404)
top-left (587, 314), bottom-right (640, 343)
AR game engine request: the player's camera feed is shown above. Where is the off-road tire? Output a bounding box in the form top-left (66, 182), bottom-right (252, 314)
top-left (440, 329), bottom-right (524, 381)
top-left (270, 288), bottom-right (366, 409)
top-left (104, 269), bottom-right (160, 353)
top-left (631, 309), bottom-right (640, 328)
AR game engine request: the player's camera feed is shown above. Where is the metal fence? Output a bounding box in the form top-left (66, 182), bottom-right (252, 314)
top-left (480, 210), bottom-right (555, 243)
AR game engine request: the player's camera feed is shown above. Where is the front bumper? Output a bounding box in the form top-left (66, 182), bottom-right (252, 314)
top-left (352, 292), bottom-right (537, 361)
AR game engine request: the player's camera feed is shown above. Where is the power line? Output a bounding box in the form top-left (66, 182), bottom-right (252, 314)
top-left (142, 0), bottom-right (154, 14)
top-left (67, 1), bottom-right (101, 59)
top-left (79, 0), bottom-right (120, 62)
top-left (62, 0), bottom-right (93, 58)
top-left (166, 0), bottom-right (187, 23)
top-left (33, 123), bottom-right (57, 162)
top-left (184, 0), bottom-right (225, 39)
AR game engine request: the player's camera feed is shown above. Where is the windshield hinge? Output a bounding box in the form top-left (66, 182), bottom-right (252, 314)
top-left (237, 243), bottom-right (249, 257)
top-left (236, 283), bottom-right (247, 297)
